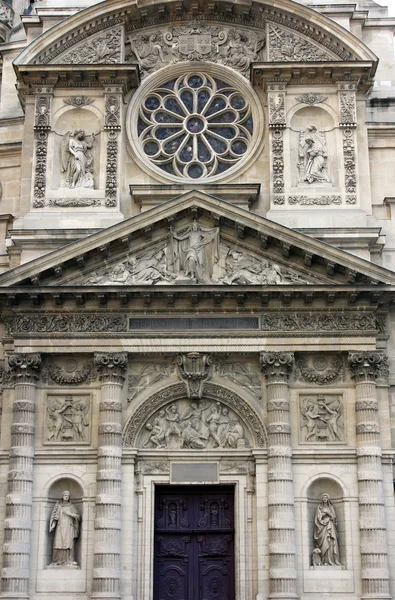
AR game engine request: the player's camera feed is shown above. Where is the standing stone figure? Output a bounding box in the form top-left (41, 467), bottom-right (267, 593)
top-left (49, 491), bottom-right (81, 566)
top-left (61, 129), bottom-right (95, 188)
top-left (169, 220), bottom-right (220, 283)
top-left (313, 493), bottom-right (341, 566)
top-left (298, 125), bottom-right (331, 184)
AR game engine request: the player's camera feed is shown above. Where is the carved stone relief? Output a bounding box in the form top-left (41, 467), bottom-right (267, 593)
top-left (271, 128), bottom-right (284, 204)
top-left (295, 355), bottom-right (345, 385)
top-left (41, 358), bottom-right (96, 386)
top-left (60, 130), bottom-right (95, 189)
top-left (55, 27), bottom-right (122, 64)
top-left (63, 96), bottom-right (95, 108)
top-left (128, 361), bottom-right (175, 403)
top-left (298, 125), bottom-right (331, 184)
top-left (139, 398), bottom-right (249, 450)
top-left (342, 127), bottom-right (357, 205)
top-left (33, 89), bottom-right (53, 209)
top-left (5, 314), bottom-right (127, 335)
top-left (268, 94), bottom-right (285, 127)
top-left (268, 25), bottom-right (335, 61)
top-left (295, 94), bottom-right (328, 105)
top-left (300, 395), bottom-right (344, 443)
top-left (126, 22), bottom-right (265, 77)
top-left (288, 195), bottom-right (341, 206)
top-left (215, 360), bottom-right (262, 400)
top-left (169, 220), bottom-right (220, 284)
top-left (45, 393), bottom-right (91, 444)
top-left (261, 312), bottom-right (376, 332)
top-left (177, 353), bottom-right (213, 399)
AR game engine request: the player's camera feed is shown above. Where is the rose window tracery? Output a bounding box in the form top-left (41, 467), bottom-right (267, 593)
top-left (137, 72), bottom-right (253, 180)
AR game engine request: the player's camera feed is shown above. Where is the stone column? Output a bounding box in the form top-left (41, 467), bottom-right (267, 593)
top-left (1, 352), bottom-right (41, 599)
top-left (260, 352), bottom-right (297, 600)
top-left (92, 352), bottom-right (127, 600)
top-left (348, 351), bottom-right (391, 600)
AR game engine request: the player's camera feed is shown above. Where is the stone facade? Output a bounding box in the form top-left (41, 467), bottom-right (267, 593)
top-left (0, 1), bottom-right (395, 600)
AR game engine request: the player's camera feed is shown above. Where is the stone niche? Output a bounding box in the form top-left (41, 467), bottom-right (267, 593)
top-left (289, 106), bottom-right (339, 193)
top-left (36, 477), bottom-right (87, 593)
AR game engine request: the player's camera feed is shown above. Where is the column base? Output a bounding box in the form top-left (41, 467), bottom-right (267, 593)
top-left (269, 594), bottom-right (299, 600)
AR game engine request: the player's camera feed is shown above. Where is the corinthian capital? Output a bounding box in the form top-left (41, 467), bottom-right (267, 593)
top-left (7, 352), bottom-right (41, 384)
top-left (94, 352), bottom-right (128, 384)
top-left (260, 351), bottom-right (294, 383)
top-left (348, 351), bottom-right (388, 384)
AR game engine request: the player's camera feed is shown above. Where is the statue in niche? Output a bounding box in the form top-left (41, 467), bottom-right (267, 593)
top-left (313, 493), bottom-right (342, 566)
top-left (298, 125), bottom-right (331, 184)
top-left (49, 491), bottom-right (80, 567)
top-left (61, 130), bottom-right (95, 189)
top-left (169, 220), bottom-right (220, 283)
top-left (47, 395), bottom-right (90, 443)
top-left (142, 399), bottom-right (248, 450)
top-left (300, 396), bottom-right (343, 443)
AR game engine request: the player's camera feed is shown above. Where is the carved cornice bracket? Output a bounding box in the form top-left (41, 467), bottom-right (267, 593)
top-left (260, 351), bottom-right (295, 384)
top-left (7, 353), bottom-right (42, 384)
top-left (348, 351), bottom-right (389, 384)
top-left (177, 352), bottom-right (212, 399)
top-left (94, 352), bottom-right (128, 385)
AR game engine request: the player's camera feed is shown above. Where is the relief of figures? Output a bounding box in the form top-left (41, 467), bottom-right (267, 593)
top-left (141, 400), bottom-right (248, 450)
top-left (128, 362), bottom-right (174, 402)
top-left (46, 394), bottom-right (90, 443)
top-left (221, 248), bottom-right (309, 285)
top-left (49, 491), bottom-right (80, 567)
top-left (300, 395), bottom-right (343, 443)
top-left (312, 494), bottom-right (342, 566)
top-left (298, 125), bottom-right (331, 184)
top-left (169, 220), bottom-right (220, 283)
top-left (60, 130), bottom-right (95, 189)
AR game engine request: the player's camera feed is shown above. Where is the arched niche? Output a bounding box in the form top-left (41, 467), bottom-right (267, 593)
top-left (50, 109), bottom-right (102, 190)
top-left (289, 106), bottom-right (338, 190)
top-left (46, 477), bottom-right (84, 568)
top-left (122, 381), bottom-right (267, 449)
top-left (306, 476), bottom-right (346, 568)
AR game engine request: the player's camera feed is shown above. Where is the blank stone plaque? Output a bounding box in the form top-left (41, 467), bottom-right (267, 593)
top-left (171, 462), bottom-right (218, 483)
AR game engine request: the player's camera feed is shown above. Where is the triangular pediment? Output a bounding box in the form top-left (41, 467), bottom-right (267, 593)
top-left (1, 191), bottom-right (395, 289)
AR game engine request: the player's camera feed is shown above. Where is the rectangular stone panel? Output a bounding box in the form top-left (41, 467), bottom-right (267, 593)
top-left (171, 462), bottom-right (219, 483)
top-left (129, 317), bottom-right (259, 330)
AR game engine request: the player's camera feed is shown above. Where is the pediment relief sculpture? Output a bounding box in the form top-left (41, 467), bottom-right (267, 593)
top-left (139, 399), bottom-right (249, 450)
top-left (73, 220), bottom-right (314, 286)
top-left (126, 22), bottom-right (265, 78)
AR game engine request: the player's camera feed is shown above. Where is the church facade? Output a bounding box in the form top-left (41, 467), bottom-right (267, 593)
top-left (0, 0), bottom-right (395, 599)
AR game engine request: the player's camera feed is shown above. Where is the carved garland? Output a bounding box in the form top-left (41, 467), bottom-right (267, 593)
top-left (104, 92), bottom-right (121, 207)
top-left (122, 381), bottom-right (267, 448)
top-left (33, 89), bottom-right (53, 209)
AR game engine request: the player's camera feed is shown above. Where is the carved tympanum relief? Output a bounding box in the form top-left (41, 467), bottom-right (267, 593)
top-left (300, 395), bottom-right (344, 443)
top-left (54, 27), bottom-right (122, 64)
top-left (49, 491), bottom-right (80, 567)
top-left (60, 130), bottom-right (96, 189)
top-left (128, 361), bottom-right (175, 402)
top-left (298, 125), bottom-right (331, 184)
top-left (45, 394), bottom-right (91, 444)
top-left (295, 354), bottom-right (345, 385)
top-left (140, 399), bottom-right (249, 450)
top-left (268, 25), bottom-right (335, 61)
top-left (312, 494), bottom-right (342, 567)
top-left (73, 220), bottom-right (313, 286)
top-left (126, 23), bottom-right (265, 78)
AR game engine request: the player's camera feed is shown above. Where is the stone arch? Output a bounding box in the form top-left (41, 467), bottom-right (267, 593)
top-left (122, 381), bottom-right (267, 448)
top-left (14, 0), bottom-right (377, 68)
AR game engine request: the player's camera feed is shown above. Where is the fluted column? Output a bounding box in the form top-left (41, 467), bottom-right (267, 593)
top-left (348, 352), bottom-right (391, 600)
top-left (261, 352), bottom-right (298, 600)
top-left (1, 353), bottom-right (41, 599)
top-left (92, 352), bottom-right (127, 600)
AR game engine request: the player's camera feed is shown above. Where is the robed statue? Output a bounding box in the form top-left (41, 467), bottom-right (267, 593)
top-left (169, 220), bottom-right (220, 283)
top-left (49, 490), bottom-right (81, 566)
top-left (313, 493), bottom-right (342, 566)
top-left (61, 129), bottom-right (95, 189)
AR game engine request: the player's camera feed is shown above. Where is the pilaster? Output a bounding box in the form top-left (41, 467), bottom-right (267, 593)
top-left (348, 351), bottom-right (391, 600)
top-left (1, 353), bottom-right (41, 599)
top-left (261, 351), bottom-right (298, 600)
top-left (92, 352), bottom-right (127, 600)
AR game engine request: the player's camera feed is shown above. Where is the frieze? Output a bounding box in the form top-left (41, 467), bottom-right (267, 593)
top-left (5, 314), bottom-right (128, 335)
top-left (295, 354), bottom-right (344, 385)
top-left (47, 198), bottom-right (102, 207)
top-left (288, 196), bottom-right (341, 206)
top-left (261, 312), bottom-right (376, 332)
top-left (142, 461), bottom-right (170, 474)
top-left (123, 382), bottom-right (266, 448)
top-left (268, 25), bottom-right (335, 62)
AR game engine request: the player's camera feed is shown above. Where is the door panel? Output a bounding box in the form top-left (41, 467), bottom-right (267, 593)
top-left (154, 486), bottom-right (235, 600)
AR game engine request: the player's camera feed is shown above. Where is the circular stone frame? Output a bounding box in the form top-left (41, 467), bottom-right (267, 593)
top-left (126, 62), bottom-right (265, 184)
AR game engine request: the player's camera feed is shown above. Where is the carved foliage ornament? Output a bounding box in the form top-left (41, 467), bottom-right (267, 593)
top-left (55, 27), bottom-right (122, 65)
top-left (63, 96), bottom-right (95, 108)
top-left (271, 128), bottom-right (284, 201)
top-left (295, 355), bottom-right (344, 385)
top-left (94, 352), bottom-right (128, 384)
top-left (7, 353), bottom-right (42, 384)
top-left (5, 314), bottom-right (127, 335)
top-left (127, 23), bottom-right (265, 78)
top-left (137, 72), bottom-right (253, 181)
top-left (296, 94), bottom-right (328, 105)
top-left (260, 352), bottom-right (295, 383)
top-left (261, 312), bottom-right (377, 332)
top-left (348, 352), bottom-right (389, 383)
top-left (288, 195), bottom-right (341, 206)
top-left (268, 25), bottom-right (335, 62)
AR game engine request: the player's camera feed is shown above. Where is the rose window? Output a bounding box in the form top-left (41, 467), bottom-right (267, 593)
top-left (137, 73), bottom-right (253, 180)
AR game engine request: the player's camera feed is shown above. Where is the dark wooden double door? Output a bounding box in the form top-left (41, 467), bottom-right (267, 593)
top-left (154, 486), bottom-right (235, 600)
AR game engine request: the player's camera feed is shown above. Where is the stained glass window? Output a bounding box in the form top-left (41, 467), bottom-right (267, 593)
top-left (137, 72), bottom-right (254, 180)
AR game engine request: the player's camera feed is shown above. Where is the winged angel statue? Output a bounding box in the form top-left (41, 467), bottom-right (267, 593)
top-left (60, 130), bottom-right (95, 188)
top-left (47, 395), bottom-right (90, 443)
